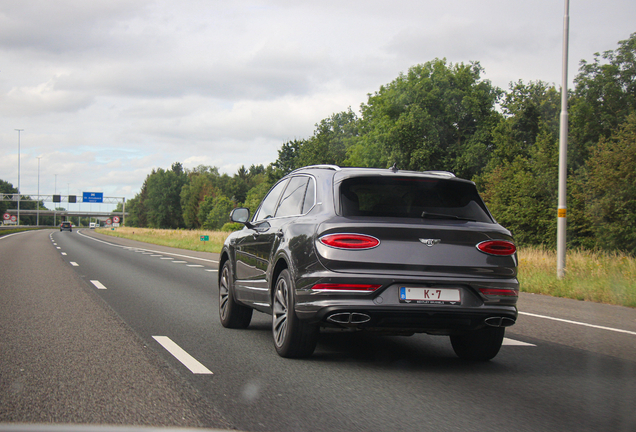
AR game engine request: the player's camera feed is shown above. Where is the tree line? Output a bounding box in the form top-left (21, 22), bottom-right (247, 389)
top-left (8, 33), bottom-right (632, 254)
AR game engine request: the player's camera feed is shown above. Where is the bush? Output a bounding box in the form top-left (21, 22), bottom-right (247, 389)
top-left (221, 222), bottom-right (244, 232)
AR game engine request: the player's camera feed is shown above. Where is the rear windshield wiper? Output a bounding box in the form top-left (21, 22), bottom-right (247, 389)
top-left (421, 211), bottom-right (476, 222)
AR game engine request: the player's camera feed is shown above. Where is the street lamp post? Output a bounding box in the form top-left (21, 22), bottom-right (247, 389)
top-left (37, 156), bottom-right (42, 226)
top-left (15, 129), bottom-right (23, 225)
top-left (557, 0), bottom-right (570, 279)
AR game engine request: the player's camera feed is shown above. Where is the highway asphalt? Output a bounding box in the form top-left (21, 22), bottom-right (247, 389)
top-left (1, 229), bottom-right (635, 431)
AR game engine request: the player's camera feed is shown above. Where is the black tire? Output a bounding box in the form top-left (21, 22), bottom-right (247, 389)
top-left (218, 260), bottom-right (252, 329)
top-left (272, 269), bottom-right (318, 358)
top-left (450, 326), bottom-right (505, 361)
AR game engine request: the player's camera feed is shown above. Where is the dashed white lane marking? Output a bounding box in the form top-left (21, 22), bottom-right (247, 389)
top-left (160, 257), bottom-right (173, 260)
top-left (172, 261), bottom-right (187, 264)
top-left (77, 231), bottom-right (218, 264)
top-left (205, 269), bottom-right (218, 272)
top-left (56, 247), bottom-right (61, 249)
top-left (187, 264), bottom-right (204, 268)
top-left (151, 255), bottom-right (163, 257)
top-left (519, 311), bottom-right (636, 336)
top-left (61, 252), bottom-right (67, 256)
top-left (503, 338), bottom-right (535, 346)
top-left (91, 280), bottom-right (107, 290)
top-left (152, 336), bottom-right (213, 375)
top-left (70, 262), bottom-right (79, 266)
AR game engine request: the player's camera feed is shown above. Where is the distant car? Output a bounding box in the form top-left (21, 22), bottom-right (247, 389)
top-left (89, 222), bottom-right (96, 229)
top-left (60, 221), bottom-right (72, 232)
top-left (219, 165), bottom-right (519, 360)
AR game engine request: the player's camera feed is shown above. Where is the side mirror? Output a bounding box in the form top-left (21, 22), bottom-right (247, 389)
top-left (230, 208), bottom-right (253, 228)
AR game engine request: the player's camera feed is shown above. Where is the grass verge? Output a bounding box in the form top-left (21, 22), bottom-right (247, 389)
top-left (519, 246), bottom-right (636, 308)
top-left (96, 227), bottom-right (229, 253)
top-left (96, 228), bottom-right (636, 308)
top-left (0, 227), bottom-right (55, 237)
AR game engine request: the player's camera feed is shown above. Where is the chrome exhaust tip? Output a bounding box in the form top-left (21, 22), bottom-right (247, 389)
top-left (327, 312), bottom-right (371, 325)
top-left (484, 316), bottom-right (516, 328)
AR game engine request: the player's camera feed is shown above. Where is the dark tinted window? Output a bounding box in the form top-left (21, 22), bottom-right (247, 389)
top-left (339, 177), bottom-right (493, 223)
top-left (253, 179), bottom-right (289, 222)
top-left (302, 177), bottom-right (315, 214)
top-left (276, 176), bottom-right (309, 218)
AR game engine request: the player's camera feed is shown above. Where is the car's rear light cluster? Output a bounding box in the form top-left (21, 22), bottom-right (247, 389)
top-left (319, 233), bottom-right (380, 250)
top-left (476, 240), bottom-right (516, 256)
top-left (311, 283), bottom-right (382, 292)
top-left (479, 288), bottom-right (519, 297)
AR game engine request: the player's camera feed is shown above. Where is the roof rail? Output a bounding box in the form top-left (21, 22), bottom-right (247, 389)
top-left (421, 170), bottom-right (456, 178)
top-left (290, 165), bottom-right (341, 174)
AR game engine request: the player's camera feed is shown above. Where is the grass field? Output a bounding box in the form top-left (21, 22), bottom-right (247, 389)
top-left (97, 226), bottom-right (229, 253)
top-left (97, 227), bottom-right (636, 308)
top-left (518, 247), bottom-right (636, 308)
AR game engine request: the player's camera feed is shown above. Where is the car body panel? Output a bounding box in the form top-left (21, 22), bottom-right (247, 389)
top-left (220, 165), bottom-right (518, 338)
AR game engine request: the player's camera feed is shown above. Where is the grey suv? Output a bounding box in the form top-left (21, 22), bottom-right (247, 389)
top-left (60, 221), bottom-right (72, 232)
top-left (219, 165), bottom-right (518, 360)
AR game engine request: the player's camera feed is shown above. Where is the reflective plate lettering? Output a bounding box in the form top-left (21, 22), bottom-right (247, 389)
top-left (399, 287), bottom-right (461, 305)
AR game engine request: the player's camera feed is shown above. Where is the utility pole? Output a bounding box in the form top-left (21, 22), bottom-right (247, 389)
top-left (557, 0), bottom-right (570, 279)
top-left (15, 129), bottom-right (23, 225)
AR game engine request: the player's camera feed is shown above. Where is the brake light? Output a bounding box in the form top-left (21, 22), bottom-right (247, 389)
top-left (479, 288), bottom-right (519, 297)
top-left (476, 240), bottom-right (516, 256)
top-left (319, 234), bottom-right (380, 250)
top-left (312, 283), bottom-right (382, 292)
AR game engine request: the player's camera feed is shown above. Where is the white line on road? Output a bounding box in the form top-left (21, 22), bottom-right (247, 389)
top-left (205, 269), bottom-right (218, 272)
top-left (61, 252), bottom-right (67, 256)
top-left (152, 336), bottom-right (213, 375)
top-left (187, 264), bottom-right (204, 268)
top-left (70, 262), bottom-right (79, 266)
top-left (519, 311), bottom-right (636, 336)
top-left (503, 338), bottom-right (536, 346)
top-left (91, 280), bottom-right (107, 290)
top-left (160, 257), bottom-right (173, 260)
top-left (77, 231), bottom-right (219, 263)
top-left (172, 261), bottom-right (187, 264)
top-left (56, 247), bottom-right (61, 249)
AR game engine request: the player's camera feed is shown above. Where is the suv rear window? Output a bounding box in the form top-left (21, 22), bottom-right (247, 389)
top-left (339, 177), bottom-right (493, 223)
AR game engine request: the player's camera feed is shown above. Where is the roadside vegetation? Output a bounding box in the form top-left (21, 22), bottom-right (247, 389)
top-left (0, 227), bottom-right (54, 237)
top-left (519, 247), bottom-right (636, 308)
top-left (97, 227), bottom-right (230, 253)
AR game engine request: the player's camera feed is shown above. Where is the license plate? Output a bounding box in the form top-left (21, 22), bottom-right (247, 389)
top-left (399, 287), bottom-right (461, 305)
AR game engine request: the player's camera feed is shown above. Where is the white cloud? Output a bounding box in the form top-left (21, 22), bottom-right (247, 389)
top-left (1, 0), bottom-right (635, 203)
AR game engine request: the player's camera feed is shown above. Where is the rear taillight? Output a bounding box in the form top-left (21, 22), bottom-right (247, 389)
top-left (319, 234), bottom-right (380, 250)
top-left (479, 288), bottom-right (519, 297)
top-left (476, 240), bottom-right (516, 256)
top-left (311, 283), bottom-right (382, 292)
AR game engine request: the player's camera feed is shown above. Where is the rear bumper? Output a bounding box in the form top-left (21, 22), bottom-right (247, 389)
top-left (294, 275), bottom-right (518, 334)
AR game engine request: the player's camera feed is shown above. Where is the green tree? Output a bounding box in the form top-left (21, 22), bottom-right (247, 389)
top-left (297, 109), bottom-right (358, 167)
top-left (347, 59), bottom-right (502, 179)
top-left (575, 113), bottom-right (636, 254)
top-left (570, 32), bottom-right (636, 168)
top-left (201, 195), bottom-right (235, 230)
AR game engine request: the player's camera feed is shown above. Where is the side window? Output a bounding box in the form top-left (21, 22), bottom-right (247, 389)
top-left (253, 179), bottom-right (289, 222)
top-left (301, 177), bottom-right (315, 214)
top-left (275, 176), bottom-right (309, 218)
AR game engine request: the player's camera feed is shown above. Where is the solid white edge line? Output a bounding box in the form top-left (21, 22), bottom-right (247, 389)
top-left (502, 338), bottom-right (535, 346)
top-left (90, 280), bottom-right (107, 290)
top-left (77, 230), bottom-right (218, 263)
top-left (519, 311), bottom-right (636, 336)
top-left (152, 336), bottom-right (213, 375)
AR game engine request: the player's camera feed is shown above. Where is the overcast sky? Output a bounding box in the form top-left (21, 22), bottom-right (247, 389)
top-left (1, 0), bottom-right (635, 210)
